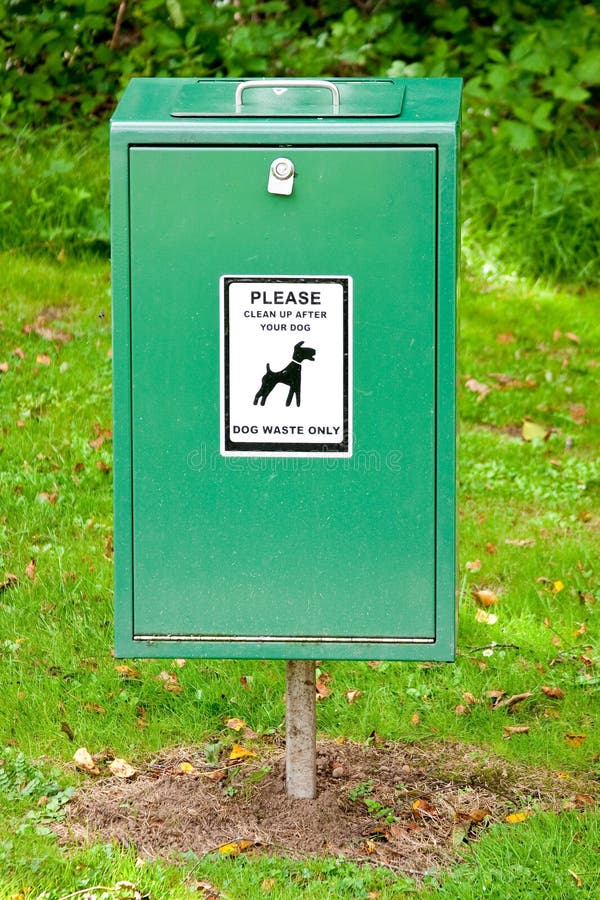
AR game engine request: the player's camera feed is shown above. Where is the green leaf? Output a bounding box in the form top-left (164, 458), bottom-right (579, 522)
top-left (166, 0), bottom-right (185, 29)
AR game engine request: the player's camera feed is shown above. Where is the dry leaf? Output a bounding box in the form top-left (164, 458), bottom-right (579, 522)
top-left (218, 839), bottom-right (253, 857)
top-left (485, 690), bottom-right (506, 702)
top-left (25, 559), bottom-right (37, 581)
top-left (179, 762), bottom-right (195, 774)
top-left (412, 798), bottom-right (437, 816)
top-left (505, 810), bottom-right (530, 823)
top-left (541, 685), bottom-right (564, 699)
top-left (503, 725), bottom-right (530, 738)
top-left (522, 420), bottom-right (549, 442)
top-left (565, 332), bottom-right (580, 344)
top-left (475, 609), bottom-right (498, 625)
top-left (0, 362), bottom-right (9, 373)
top-left (0, 573), bottom-right (19, 594)
top-left (454, 704), bottom-right (469, 716)
top-left (156, 670), bottom-right (181, 693)
top-left (82, 702), bottom-right (106, 714)
top-left (570, 404), bottom-right (587, 425)
top-left (493, 692), bottom-right (533, 712)
top-left (261, 878), bottom-right (276, 891)
top-left (466, 559), bottom-right (482, 572)
top-left (465, 377), bottom-right (491, 401)
top-left (73, 747), bottom-right (100, 776)
top-left (13, 347), bottom-right (25, 360)
top-left (109, 758), bottom-right (136, 779)
top-left (496, 332), bottom-right (515, 344)
top-left (466, 807), bottom-right (492, 823)
top-left (486, 542), bottom-right (498, 554)
top-left (115, 664), bottom-right (140, 680)
top-left (316, 672), bottom-right (332, 699)
top-left (226, 717), bottom-right (246, 732)
top-left (345, 689), bottom-right (362, 704)
top-left (462, 692), bottom-right (479, 705)
top-left (229, 743), bottom-right (256, 760)
top-left (505, 538), bottom-right (536, 547)
top-left (38, 492), bottom-right (58, 504)
top-left (568, 870), bottom-right (583, 888)
top-left (473, 589), bottom-right (498, 607)
top-left (410, 712), bottom-right (420, 726)
top-left (552, 580), bottom-right (564, 594)
top-left (564, 733), bottom-right (586, 747)
top-left (36, 353), bottom-right (52, 366)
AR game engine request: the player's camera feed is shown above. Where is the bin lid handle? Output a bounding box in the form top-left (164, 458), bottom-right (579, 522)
top-left (235, 79), bottom-right (340, 113)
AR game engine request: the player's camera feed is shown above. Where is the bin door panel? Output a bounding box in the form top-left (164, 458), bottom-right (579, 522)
top-left (129, 146), bottom-right (437, 641)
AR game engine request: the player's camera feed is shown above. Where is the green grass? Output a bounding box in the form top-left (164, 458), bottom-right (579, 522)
top-left (1, 122), bottom-right (599, 897)
top-left (0, 252), bottom-right (598, 898)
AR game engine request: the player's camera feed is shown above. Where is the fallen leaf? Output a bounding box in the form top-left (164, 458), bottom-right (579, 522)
top-left (60, 722), bottom-right (74, 741)
top-left (345, 689), bottom-right (362, 704)
top-left (496, 331), bottom-right (515, 344)
top-left (316, 672), bottom-right (332, 699)
top-left (465, 377), bottom-right (491, 401)
top-left (503, 725), bottom-right (530, 738)
top-left (82, 702), bottom-right (106, 714)
top-left (205, 769), bottom-right (226, 782)
top-left (522, 420), bottom-right (550, 442)
top-left (572, 623), bottom-right (586, 637)
top-left (13, 347), bottom-right (25, 360)
top-left (466, 807), bottom-right (492, 823)
top-left (226, 718), bottom-right (246, 732)
top-left (570, 404), bottom-right (587, 425)
top-left (486, 542), bottom-right (497, 554)
top-left (229, 743), bottom-right (256, 760)
top-left (25, 559), bottom-right (37, 582)
top-left (568, 870), bottom-right (582, 888)
top-left (485, 690), bottom-right (506, 702)
top-left (552, 328), bottom-right (561, 342)
top-left (156, 670), bottom-right (181, 693)
top-left (261, 878), bottom-right (276, 892)
top-left (505, 810), bottom-right (530, 823)
top-left (115, 664), bottom-right (141, 680)
top-left (412, 798), bottom-right (437, 816)
top-left (109, 758), bottom-right (136, 778)
top-left (552, 580), bottom-right (564, 594)
top-left (541, 686), bottom-right (564, 699)
top-left (475, 609), bottom-right (498, 625)
top-left (505, 538), bottom-right (536, 547)
top-left (218, 839), bottom-right (253, 856)
top-left (36, 353), bottom-right (52, 366)
top-left (73, 747), bottom-right (100, 775)
top-left (493, 692), bottom-right (533, 712)
top-left (178, 762), bottom-right (195, 774)
top-left (565, 332), bottom-right (580, 344)
top-left (563, 793), bottom-right (595, 811)
top-left (473, 588), bottom-right (498, 607)
top-left (466, 559), bottom-right (482, 572)
top-left (565, 733), bottom-right (586, 747)
top-left (367, 661), bottom-right (382, 669)
top-left (454, 704), bottom-right (469, 716)
top-left (462, 692), bottom-right (479, 705)
top-left (0, 362), bottom-right (9, 373)
top-left (38, 492), bottom-right (58, 504)
top-left (410, 712), bottom-right (420, 726)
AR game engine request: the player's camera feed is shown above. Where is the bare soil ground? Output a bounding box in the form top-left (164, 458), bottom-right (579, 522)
top-left (58, 740), bottom-right (596, 876)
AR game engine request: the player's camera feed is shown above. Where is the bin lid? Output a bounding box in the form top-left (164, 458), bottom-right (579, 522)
top-left (171, 78), bottom-right (405, 118)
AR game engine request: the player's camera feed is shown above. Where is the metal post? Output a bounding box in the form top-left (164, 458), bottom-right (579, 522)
top-left (285, 659), bottom-right (316, 799)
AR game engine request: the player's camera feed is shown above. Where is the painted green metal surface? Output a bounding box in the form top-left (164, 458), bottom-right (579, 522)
top-left (111, 77), bottom-right (461, 660)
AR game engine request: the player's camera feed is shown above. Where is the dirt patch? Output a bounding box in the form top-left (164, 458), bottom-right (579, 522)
top-left (58, 740), bottom-right (595, 876)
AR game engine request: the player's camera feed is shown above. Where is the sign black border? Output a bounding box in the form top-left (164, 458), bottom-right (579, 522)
top-left (222, 276), bottom-right (350, 454)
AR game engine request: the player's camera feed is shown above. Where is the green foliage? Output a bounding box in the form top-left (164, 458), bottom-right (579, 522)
top-left (1, 1), bottom-right (599, 283)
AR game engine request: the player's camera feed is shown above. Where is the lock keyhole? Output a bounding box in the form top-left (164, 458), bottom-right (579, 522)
top-left (268, 157), bottom-right (295, 195)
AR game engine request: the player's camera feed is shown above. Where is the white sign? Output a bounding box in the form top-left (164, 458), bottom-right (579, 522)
top-left (221, 276), bottom-right (352, 456)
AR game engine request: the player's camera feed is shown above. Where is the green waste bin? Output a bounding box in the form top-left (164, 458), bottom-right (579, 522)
top-left (111, 77), bottom-right (461, 660)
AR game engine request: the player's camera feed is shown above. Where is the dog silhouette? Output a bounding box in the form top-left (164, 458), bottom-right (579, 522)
top-left (253, 340), bottom-right (316, 407)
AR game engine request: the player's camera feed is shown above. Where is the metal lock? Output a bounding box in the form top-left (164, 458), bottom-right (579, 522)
top-left (268, 157), bottom-right (295, 195)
